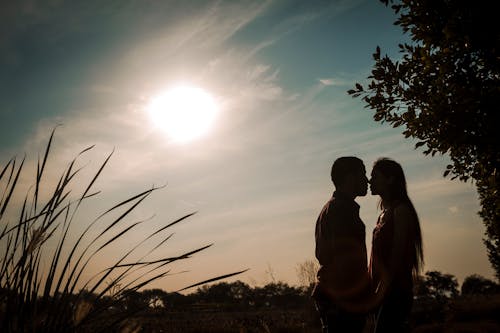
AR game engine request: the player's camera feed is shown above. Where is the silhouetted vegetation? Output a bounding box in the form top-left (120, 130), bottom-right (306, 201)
top-left (2, 190), bottom-right (499, 333)
top-left (412, 272), bottom-right (500, 333)
top-left (462, 274), bottom-right (500, 296)
top-left (149, 272), bottom-right (497, 333)
top-left (0, 129), bottom-right (244, 332)
top-left (349, 0), bottom-right (500, 280)
top-left (7, 271), bottom-right (492, 332)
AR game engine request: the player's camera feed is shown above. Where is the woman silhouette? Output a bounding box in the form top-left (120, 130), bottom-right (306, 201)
top-left (369, 158), bottom-right (424, 332)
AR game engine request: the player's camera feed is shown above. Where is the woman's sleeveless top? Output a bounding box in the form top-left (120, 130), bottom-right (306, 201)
top-left (370, 203), bottom-right (416, 293)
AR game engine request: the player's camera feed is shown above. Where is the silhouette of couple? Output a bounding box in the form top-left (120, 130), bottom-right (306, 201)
top-left (312, 157), bottom-right (423, 333)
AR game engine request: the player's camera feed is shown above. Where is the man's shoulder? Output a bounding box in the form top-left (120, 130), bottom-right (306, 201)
top-left (319, 197), bottom-right (348, 220)
top-left (320, 197), bottom-right (337, 212)
top-left (326, 195), bottom-right (352, 211)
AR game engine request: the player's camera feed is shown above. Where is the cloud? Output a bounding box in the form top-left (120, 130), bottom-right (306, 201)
top-left (410, 177), bottom-right (477, 201)
top-left (121, 1), bottom-right (270, 68)
top-left (319, 78), bottom-right (336, 86)
top-left (318, 77), bottom-right (353, 86)
top-left (244, 64), bottom-right (283, 100)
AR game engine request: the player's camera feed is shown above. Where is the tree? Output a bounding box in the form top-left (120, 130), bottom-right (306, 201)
top-left (253, 282), bottom-right (303, 308)
top-left (141, 289), bottom-right (168, 309)
top-left (461, 274), bottom-right (500, 295)
top-left (195, 282), bottom-right (233, 303)
top-left (160, 292), bottom-right (191, 309)
top-left (228, 281), bottom-right (253, 304)
top-left (413, 274), bottom-right (430, 298)
top-left (295, 259), bottom-right (319, 289)
top-left (193, 281), bottom-right (252, 307)
top-left (121, 290), bottom-right (149, 312)
top-left (423, 271), bottom-right (459, 301)
top-left (348, 0), bottom-right (500, 280)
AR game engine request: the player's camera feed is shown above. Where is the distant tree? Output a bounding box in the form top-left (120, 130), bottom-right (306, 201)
top-left (195, 282), bottom-right (233, 303)
top-left (423, 271), bottom-right (459, 301)
top-left (193, 281), bottom-right (252, 307)
top-left (121, 290), bottom-right (148, 312)
top-left (348, 0), bottom-right (500, 280)
top-left (413, 274), bottom-right (430, 298)
top-left (228, 281), bottom-right (253, 304)
top-left (295, 259), bottom-right (319, 289)
top-left (254, 282), bottom-right (303, 308)
top-left (461, 274), bottom-right (500, 295)
top-left (141, 289), bottom-right (168, 309)
top-left (160, 292), bottom-right (191, 309)
top-left (411, 274), bottom-right (447, 324)
top-left (265, 263), bottom-right (277, 283)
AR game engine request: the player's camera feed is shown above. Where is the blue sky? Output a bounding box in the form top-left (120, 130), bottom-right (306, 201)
top-left (0, 0), bottom-right (493, 292)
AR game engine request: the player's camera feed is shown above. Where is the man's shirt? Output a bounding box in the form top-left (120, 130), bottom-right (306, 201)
top-left (313, 191), bottom-right (370, 309)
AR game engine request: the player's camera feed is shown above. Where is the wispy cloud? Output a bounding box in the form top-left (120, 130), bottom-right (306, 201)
top-left (318, 76), bottom-right (354, 87)
top-left (319, 78), bottom-right (337, 86)
top-left (410, 177), bottom-right (477, 200)
top-left (122, 1), bottom-right (270, 68)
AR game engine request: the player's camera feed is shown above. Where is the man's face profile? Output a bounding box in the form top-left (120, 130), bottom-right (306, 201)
top-left (332, 157), bottom-right (368, 197)
top-left (349, 163), bottom-right (368, 197)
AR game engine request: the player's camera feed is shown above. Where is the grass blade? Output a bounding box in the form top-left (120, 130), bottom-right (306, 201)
top-left (177, 269), bottom-right (250, 292)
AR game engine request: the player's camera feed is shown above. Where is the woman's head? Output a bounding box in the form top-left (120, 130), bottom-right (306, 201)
top-left (370, 158), bottom-right (408, 203)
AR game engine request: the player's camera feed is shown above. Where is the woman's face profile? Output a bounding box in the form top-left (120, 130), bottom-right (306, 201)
top-left (370, 168), bottom-right (391, 196)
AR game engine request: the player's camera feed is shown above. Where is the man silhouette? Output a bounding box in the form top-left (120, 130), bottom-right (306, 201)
top-left (312, 156), bottom-right (370, 333)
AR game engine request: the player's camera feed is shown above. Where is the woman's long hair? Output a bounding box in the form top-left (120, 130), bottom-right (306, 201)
top-left (373, 158), bottom-right (424, 278)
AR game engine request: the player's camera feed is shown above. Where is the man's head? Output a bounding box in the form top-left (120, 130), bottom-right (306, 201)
top-left (330, 157), bottom-right (368, 197)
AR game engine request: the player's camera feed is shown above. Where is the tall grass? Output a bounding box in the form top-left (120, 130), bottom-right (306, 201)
top-left (0, 129), bottom-right (245, 332)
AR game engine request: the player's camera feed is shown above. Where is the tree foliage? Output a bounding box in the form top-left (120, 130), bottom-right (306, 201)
top-left (348, 0), bottom-right (500, 280)
top-left (422, 271), bottom-right (459, 301)
top-left (461, 274), bottom-right (500, 295)
top-left (190, 281), bottom-right (306, 309)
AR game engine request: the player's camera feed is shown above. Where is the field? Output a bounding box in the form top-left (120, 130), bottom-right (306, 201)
top-left (70, 291), bottom-right (500, 333)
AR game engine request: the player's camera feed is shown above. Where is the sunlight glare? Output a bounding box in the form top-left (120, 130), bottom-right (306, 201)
top-left (148, 85), bottom-right (219, 143)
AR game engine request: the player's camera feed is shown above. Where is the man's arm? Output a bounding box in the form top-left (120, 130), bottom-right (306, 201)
top-left (315, 203), bottom-right (335, 265)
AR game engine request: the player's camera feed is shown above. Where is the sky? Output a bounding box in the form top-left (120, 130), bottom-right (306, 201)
top-left (0, 0), bottom-right (494, 293)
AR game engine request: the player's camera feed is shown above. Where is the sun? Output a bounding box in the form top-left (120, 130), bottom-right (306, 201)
top-left (148, 85), bottom-right (219, 143)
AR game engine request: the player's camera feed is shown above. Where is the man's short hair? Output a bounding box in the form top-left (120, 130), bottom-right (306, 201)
top-left (330, 156), bottom-right (363, 187)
